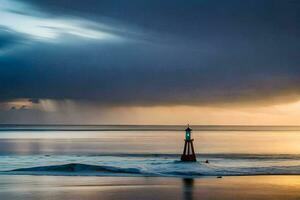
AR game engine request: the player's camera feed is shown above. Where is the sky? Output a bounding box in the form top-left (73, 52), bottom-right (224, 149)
top-left (0, 0), bottom-right (299, 125)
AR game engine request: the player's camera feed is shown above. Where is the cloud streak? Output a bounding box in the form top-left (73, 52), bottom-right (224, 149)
top-left (0, 0), bottom-right (121, 47)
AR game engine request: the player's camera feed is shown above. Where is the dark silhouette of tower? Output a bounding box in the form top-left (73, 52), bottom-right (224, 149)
top-left (181, 125), bottom-right (196, 162)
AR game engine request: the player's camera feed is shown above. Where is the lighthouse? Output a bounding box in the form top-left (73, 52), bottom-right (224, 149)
top-left (181, 125), bottom-right (197, 162)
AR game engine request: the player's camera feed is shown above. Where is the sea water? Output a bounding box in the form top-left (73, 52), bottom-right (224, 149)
top-left (0, 125), bottom-right (300, 177)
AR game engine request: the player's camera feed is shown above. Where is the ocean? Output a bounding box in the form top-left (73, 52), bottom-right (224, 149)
top-left (1, 125), bottom-right (300, 177)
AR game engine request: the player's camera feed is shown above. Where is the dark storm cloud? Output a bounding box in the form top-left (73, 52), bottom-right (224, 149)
top-left (0, 28), bottom-right (27, 52)
top-left (0, 0), bottom-right (299, 106)
top-left (0, 30), bottom-right (16, 49)
top-left (28, 98), bottom-right (40, 104)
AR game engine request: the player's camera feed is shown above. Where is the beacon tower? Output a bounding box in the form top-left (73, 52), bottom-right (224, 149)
top-left (181, 125), bottom-right (197, 162)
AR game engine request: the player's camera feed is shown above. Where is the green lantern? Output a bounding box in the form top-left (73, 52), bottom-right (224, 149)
top-left (185, 126), bottom-right (192, 140)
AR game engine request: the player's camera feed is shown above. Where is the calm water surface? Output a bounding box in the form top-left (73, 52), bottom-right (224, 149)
top-left (0, 129), bottom-right (300, 154)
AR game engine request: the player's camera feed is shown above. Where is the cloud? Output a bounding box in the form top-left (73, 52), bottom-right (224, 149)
top-left (28, 98), bottom-right (40, 104)
top-left (0, 0), bottom-right (299, 108)
top-left (0, 27), bottom-right (29, 55)
top-left (0, 0), bottom-right (121, 44)
top-left (0, 29), bottom-right (19, 49)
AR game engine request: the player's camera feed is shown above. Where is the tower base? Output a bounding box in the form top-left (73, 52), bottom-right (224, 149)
top-left (181, 154), bottom-right (197, 162)
top-left (181, 139), bottom-right (197, 162)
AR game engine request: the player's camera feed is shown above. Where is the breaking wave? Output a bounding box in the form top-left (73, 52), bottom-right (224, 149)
top-left (4, 161), bottom-right (300, 177)
top-left (11, 163), bottom-right (142, 173)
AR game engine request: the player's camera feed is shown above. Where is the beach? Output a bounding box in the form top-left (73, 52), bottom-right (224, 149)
top-left (0, 175), bottom-right (299, 200)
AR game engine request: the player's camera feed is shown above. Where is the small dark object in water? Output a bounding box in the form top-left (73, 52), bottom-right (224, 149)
top-left (205, 160), bottom-right (209, 164)
top-left (217, 176), bottom-right (222, 178)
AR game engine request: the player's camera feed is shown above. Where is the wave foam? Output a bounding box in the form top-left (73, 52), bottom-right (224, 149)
top-left (5, 162), bottom-right (300, 177)
top-left (10, 163), bottom-right (143, 175)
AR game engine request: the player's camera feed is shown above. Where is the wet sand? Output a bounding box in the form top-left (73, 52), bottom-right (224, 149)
top-left (0, 175), bottom-right (300, 200)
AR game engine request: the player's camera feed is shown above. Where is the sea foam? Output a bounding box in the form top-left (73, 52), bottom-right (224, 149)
top-left (2, 154), bottom-right (300, 177)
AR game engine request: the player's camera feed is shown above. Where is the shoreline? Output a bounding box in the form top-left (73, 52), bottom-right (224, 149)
top-left (2, 172), bottom-right (300, 178)
top-left (0, 175), bottom-right (300, 200)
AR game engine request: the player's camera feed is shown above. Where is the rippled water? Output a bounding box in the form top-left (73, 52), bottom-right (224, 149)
top-left (0, 125), bottom-right (300, 177)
